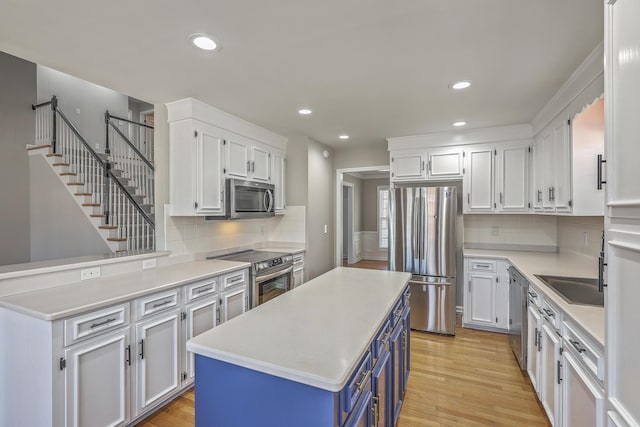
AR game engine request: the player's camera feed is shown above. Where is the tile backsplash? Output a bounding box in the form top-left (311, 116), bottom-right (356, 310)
top-left (556, 216), bottom-right (604, 261)
top-left (164, 205), bottom-right (306, 256)
top-left (464, 214), bottom-right (558, 250)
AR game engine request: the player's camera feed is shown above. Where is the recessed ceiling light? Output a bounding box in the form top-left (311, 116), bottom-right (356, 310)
top-left (339, 134), bottom-right (349, 140)
top-left (190, 33), bottom-right (220, 51)
top-left (453, 121), bottom-right (467, 127)
top-left (450, 81), bottom-right (471, 90)
top-left (298, 108), bottom-right (312, 115)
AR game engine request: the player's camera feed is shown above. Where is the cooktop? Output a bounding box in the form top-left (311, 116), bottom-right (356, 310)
top-left (208, 250), bottom-right (290, 264)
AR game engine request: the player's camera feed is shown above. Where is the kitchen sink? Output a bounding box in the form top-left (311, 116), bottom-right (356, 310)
top-left (534, 275), bottom-right (604, 307)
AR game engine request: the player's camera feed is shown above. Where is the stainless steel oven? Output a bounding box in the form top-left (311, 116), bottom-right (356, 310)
top-left (210, 250), bottom-right (293, 308)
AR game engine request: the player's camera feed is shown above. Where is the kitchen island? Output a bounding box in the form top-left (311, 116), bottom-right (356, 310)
top-left (187, 267), bottom-right (412, 427)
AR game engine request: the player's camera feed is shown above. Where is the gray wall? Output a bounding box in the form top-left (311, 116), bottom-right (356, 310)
top-left (343, 174), bottom-right (362, 233)
top-left (30, 155), bottom-right (110, 261)
top-left (285, 136), bottom-right (309, 207)
top-left (306, 139), bottom-right (334, 280)
top-left (37, 65), bottom-right (129, 152)
top-left (333, 143), bottom-right (389, 170)
top-left (0, 52), bottom-right (35, 265)
top-left (362, 178), bottom-right (389, 231)
top-left (154, 104), bottom-right (169, 250)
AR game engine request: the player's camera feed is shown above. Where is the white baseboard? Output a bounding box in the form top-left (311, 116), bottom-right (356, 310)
top-left (363, 255), bottom-right (388, 261)
top-left (456, 305), bottom-right (464, 314)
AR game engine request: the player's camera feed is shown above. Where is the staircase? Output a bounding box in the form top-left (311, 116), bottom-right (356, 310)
top-left (29, 96), bottom-right (155, 253)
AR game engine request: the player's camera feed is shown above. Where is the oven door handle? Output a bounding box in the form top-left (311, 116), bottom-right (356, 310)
top-left (255, 265), bottom-right (294, 284)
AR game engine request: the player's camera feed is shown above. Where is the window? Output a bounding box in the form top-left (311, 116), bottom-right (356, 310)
top-left (378, 186), bottom-right (390, 248)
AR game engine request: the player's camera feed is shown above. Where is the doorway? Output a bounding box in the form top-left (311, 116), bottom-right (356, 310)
top-left (342, 183), bottom-right (354, 264)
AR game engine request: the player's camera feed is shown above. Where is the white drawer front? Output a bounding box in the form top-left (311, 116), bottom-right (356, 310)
top-left (469, 259), bottom-right (497, 272)
top-left (541, 299), bottom-right (561, 331)
top-left (293, 253), bottom-right (304, 265)
top-left (135, 289), bottom-right (180, 320)
top-left (563, 320), bottom-right (604, 382)
top-left (185, 277), bottom-right (218, 303)
top-left (222, 269), bottom-right (247, 289)
top-left (64, 303), bottom-right (129, 347)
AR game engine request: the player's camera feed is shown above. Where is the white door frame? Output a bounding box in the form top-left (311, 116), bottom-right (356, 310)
top-left (342, 182), bottom-right (354, 264)
top-left (335, 165), bottom-right (389, 267)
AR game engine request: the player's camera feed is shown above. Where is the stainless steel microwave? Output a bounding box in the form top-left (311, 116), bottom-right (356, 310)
top-left (209, 179), bottom-right (275, 220)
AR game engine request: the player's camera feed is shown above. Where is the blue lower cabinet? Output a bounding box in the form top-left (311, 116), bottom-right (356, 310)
top-left (402, 306), bottom-right (411, 394)
top-left (343, 379), bottom-right (372, 427)
top-left (372, 349), bottom-right (391, 427)
top-left (390, 320), bottom-right (404, 425)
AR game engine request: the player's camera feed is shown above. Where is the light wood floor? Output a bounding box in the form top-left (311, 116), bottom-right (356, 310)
top-left (138, 324), bottom-right (547, 427)
top-left (342, 258), bottom-right (389, 270)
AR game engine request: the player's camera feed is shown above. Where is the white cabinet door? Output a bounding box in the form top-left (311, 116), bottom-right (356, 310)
top-left (196, 128), bottom-right (225, 215)
top-left (562, 350), bottom-right (605, 427)
top-left (185, 297), bottom-right (218, 380)
top-left (607, 0), bottom-right (640, 217)
top-left (541, 322), bottom-right (562, 426)
top-left (467, 273), bottom-right (495, 327)
top-left (428, 148), bottom-right (463, 180)
top-left (541, 132), bottom-right (556, 211)
top-left (293, 266), bottom-right (304, 288)
top-left (527, 305), bottom-right (542, 393)
top-left (495, 143), bottom-right (529, 213)
top-left (226, 138), bottom-right (250, 179)
top-left (272, 152), bottom-right (286, 213)
top-left (134, 310), bottom-right (181, 414)
top-left (463, 147), bottom-right (494, 213)
top-left (251, 145), bottom-right (271, 182)
top-left (606, 229), bottom-right (640, 426)
top-left (391, 151), bottom-right (426, 181)
top-left (553, 120), bottom-right (572, 213)
top-left (221, 286), bottom-right (248, 322)
top-left (531, 139), bottom-right (544, 212)
top-left (64, 328), bottom-right (130, 427)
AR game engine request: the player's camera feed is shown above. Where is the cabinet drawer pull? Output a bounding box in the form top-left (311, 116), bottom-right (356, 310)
top-left (543, 308), bottom-right (555, 318)
top-left (228, 276), bottom-right (244, 285)
top-left (356, 370), bottom-right (371, 392)
top-left (90, 317), bottom-right (116, 329)
top-left (197, 287), bottom-right (212, 294)
top-left (528, 291), bottom-right (537, 298)
top-left (569, 339), bottom-right (586, 353)
top-left (153, 300), bottom-right (173, 308)
top-left (380, 332), bottom-right (391, 346)
top-left (394, 308), bottom-right (403, 318)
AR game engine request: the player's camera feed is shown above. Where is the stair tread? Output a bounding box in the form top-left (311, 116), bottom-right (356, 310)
top-left (67, 183), bottom-right (85, 186)
top-left (107, 237), bottom-right (128, 242)
top-left (75, 192), bottom-right (92, 196)
top-left (52, 163), bottom-right (70, 167)
top-left (99, 226), bottom-right (118, 230)
top-left (27, 144), bottom-right (52, 151)
top-left (60, 172), bottom-right (77, 176)
top-left (46, 153), bottom-right (63, 157)
top-left (90, 214), bottom-right (105, 218)
top-left (82, 203), bottom-right (100, 207)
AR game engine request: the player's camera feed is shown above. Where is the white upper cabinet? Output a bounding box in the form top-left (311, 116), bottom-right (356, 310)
top-left (463, 146), bottom-right (494, 213)
top-left (533, 119), bottom-right (572, 214)
top-left (390, 148), bottom-right (463, 182)
top-left (495, 142), bottom-right (529, 213)
top-left (427, 147), bottom-right (464, 180)
top-left (167, 98), bottom-right (287, 216)
top-left (531, 139), bottom-right (544, 212)
top-left (390, 150), bottom-right (426, 181)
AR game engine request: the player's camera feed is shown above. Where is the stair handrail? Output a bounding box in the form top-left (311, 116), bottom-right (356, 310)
top-left (106, 169), bottom-right (155, 227)
top-left (106, 118), bottom-right (154, 170)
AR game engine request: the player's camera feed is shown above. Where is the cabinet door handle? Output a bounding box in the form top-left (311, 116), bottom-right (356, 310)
top-left (537, 331), bottom-right (542, 352)
top-left (499, 192), bottom-right (503, 205)
top-left (557, 360), bottom-right (562, 384)
top-left (126, 345), bottom-right (131, 366)
top-left (139, 339), bottom-right (145, 359)
top-left (421, 160), bottom-right (425, 172)
top-left (548, 187), bottom-right (553, 202)
top-left (598, 254), bottom-right (607, 292)
top-left (251, 161), bottom-right (255, 173)
top-left (247, 161), bottom-right (251, 172)
top-left (597, 154), bottom-right (607, 190)
top-left (534, 327), bottom-right (539, 347)
top-left (467, 193), bottom-right (470, 206)
top-left (537, 190), bottom-right (542, 203)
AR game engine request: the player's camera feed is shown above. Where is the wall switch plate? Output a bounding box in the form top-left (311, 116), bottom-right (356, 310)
top-left (583, 232), bottom-right (589, 247)
top-left (324, 224), bottom-right (328, 234)
top-left (491, 226), bottom-right (500, 236)
top-left (75, 108), bottom-right (81, 115)
top-left (81, 267), bottom-right (101, 280)
top-left (142, 259), bottom-right (156, 270)
top-left (95, 143), bottom-right (100, 149)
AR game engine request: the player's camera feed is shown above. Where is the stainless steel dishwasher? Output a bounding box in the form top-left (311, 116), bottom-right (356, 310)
top-left (509, 266), bottom-right (529, 370)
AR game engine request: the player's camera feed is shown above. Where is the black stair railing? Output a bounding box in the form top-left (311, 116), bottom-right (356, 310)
top-left (31, 96), bottom-right (155, 252)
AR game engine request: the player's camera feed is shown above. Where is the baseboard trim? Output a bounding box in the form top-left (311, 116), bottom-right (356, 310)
top-left (456, 305), bottom-right (464, 314)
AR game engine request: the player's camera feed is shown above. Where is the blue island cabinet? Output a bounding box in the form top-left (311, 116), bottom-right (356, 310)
top-left (193, 285), bottom-right (410, 427)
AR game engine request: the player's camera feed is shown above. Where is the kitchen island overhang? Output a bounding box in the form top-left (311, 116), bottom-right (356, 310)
top-left (187, 267), bottom-right (412, 426)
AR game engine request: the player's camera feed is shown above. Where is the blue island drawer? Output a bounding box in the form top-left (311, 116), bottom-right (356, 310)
top-left (390, 297), bottom-right (404, 327)
top-left (340, 352), bottom-right (372, 424)
top-left (371, 320), bottom-right (391, 364)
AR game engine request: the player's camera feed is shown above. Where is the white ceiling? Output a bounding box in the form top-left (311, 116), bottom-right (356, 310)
top-left (0, 0), bottom-right (603, 147)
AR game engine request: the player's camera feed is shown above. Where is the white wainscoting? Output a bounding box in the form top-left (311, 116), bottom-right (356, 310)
top-left (352, 232), bottom-right (363, 263)
top-left (361, 231), bottom-right (389, 261)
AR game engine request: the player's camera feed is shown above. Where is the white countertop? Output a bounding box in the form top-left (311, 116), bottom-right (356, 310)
top-left (464, 249), bottom-right (605, 346)
top-left (259, 245), bottom-right (305, 254)
top-left (187, 267), bottom-right (411, 392)
top-left (0, 259), bottom-right (249, 321)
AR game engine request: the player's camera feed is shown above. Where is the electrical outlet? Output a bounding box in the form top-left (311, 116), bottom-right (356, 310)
top-left (75, 108), bottom-right (81, 115)
top-left (143, 259), bottom-right (156, 270)
top-left (491, 226), bottom-right (500, 236)
top-left (95, 143), bottom-right (100, 149)
top-left (81, 267), bottom-right (101, 280)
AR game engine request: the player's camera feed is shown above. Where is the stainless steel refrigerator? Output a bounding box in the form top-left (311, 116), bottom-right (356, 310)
top-left (389, 185), bottom-right (457, 335)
